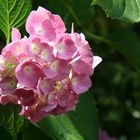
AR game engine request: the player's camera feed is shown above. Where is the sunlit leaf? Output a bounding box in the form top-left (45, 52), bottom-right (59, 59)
top-left (38, 114), bottom-right (84, 140)
top-left (0, 0), bottom-right (31, 43)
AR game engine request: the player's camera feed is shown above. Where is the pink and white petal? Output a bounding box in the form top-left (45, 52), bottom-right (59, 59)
top-left (26, 37), bottom-right (42, 56)
top-left (71, 75), bottom-right (92, 94)
top-left (92, 56), bottom-right (102, 69)
top-left (43, 61), bottom-right (58, 79)
top-left (26, 11), bottom-right (45, 35)
top-left (10, 42), bottom-right (24, 57)
top-left (39, 44), bottom-right (54, 62)
top-left (52, 60), bottom-right (70, 80)
top-left (43, 59), bottom-right (69, 80)
top-left (0, 55), bottom-right (6, 68)
top-left (37, 78), bottom-right (55, 96)
top-left (15, 60), bottom-right (43, 88)
top-left (56, 36), bottom-right (77, 60)
top-left (37, 6), bottom-right (51, 15)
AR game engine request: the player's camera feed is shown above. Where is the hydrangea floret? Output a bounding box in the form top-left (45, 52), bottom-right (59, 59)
top-left (0, 7), bottom-right (102, 123)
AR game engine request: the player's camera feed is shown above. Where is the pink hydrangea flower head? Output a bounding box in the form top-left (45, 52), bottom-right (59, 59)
top-left (0, 6), bottom-right (102, 123)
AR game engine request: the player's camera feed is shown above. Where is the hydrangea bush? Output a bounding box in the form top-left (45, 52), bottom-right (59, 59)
top-left (0, 7), bottom-right (102, 123)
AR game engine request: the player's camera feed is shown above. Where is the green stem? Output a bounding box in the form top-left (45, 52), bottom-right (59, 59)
top-left (84, 31), bottom-right (113, 45)
top-left (6, 29), bottom-right (10, 44)
top-left (59, 0), bottom-right (82, 26)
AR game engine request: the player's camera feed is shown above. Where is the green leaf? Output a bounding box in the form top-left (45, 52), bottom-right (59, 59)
top-left (108, 29), bottom-right (140, 72)
top-left (37, 92), bottom-right (99, 140)
top-left (92, 0), bottom-right (140, 23)
top-left (37, 114), bottom-right (84, 140)
top-left (68, 92), bottom-right (99, 140)
top-left (0, 0), bottom-right (31, 44)
top-left (0, 105), bottom-right (24, 140)
top-left (22, 121), bottom-right (52, 140)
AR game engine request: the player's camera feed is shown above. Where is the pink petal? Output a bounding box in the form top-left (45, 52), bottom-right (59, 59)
top-left (37, 78), bottom-right (55, 96)
top-left (10, 42), bottom-right (24, 57)
top-left (39, 43), bottom-right (54, 62)
top-left (15, 60), bottom-right (43, 88)
top-left (0, 76), bottom-right (17, 94)
top-left (71, 59), bottom-right (93, 75)
top-left (0, 95), bottom-right (10, 105)
top-left (41, 92), bottom-right (58, 113)
top-left (3, 50), bottom-right (18, 64)
top-left (71, 75), bottom-right (92, 94)
top-left (56, 35), bottom-right (77, 60)
top-left (11, 28), bottom-right (21, 41)
top-left (43, 59), bottom-right (70, 80)
top-left (42, 20), bottom-right (56, 40)
top-left (57, 89), bottom-right (79, 108)
top-left (43, 61), bottom-right (58, 79)
top-left (26, 10), bottom-right (46, 35)
top-left (14, 88), bottom-right (37, 106)
top-left (26, 37), bottom-right (42, 56)
top-left (53, 15), bottom-right (66, 34)
top-left (0, 94), bottom-right (18, 105)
